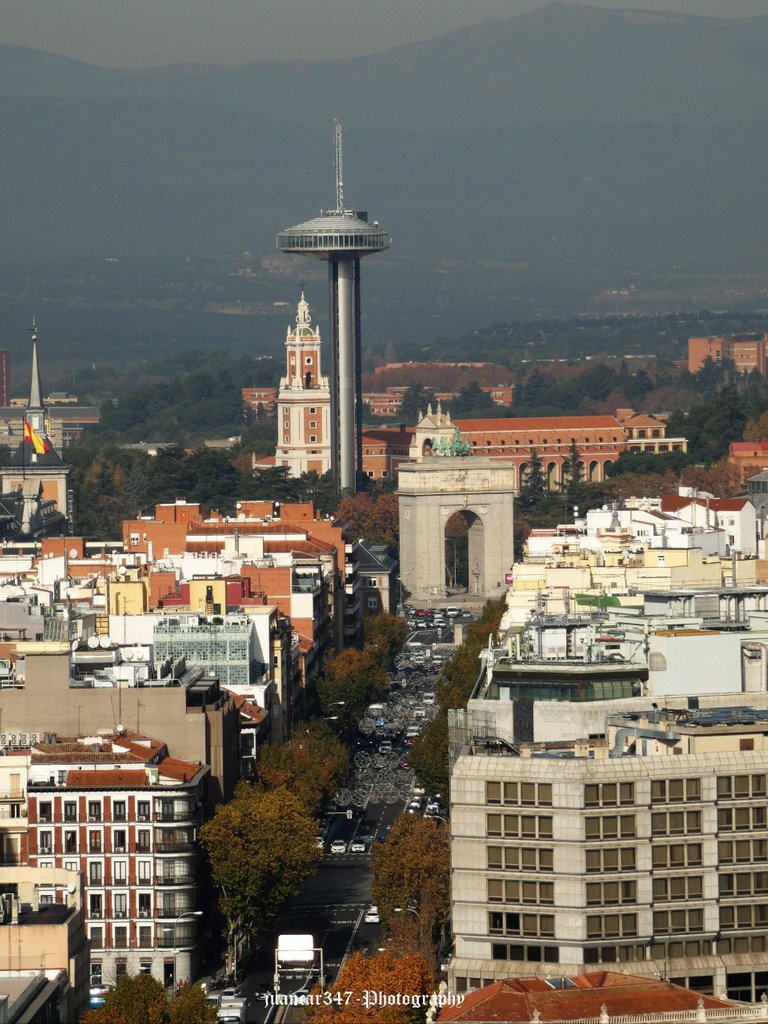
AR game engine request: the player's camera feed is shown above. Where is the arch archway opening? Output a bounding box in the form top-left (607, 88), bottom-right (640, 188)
top-left (445, 509), bottom-right (484, 595)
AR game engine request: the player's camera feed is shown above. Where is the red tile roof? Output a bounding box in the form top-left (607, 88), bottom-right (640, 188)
top-left (456, 416), bottom-right (622, 432)
top-left (436, 972), bottom-right (736, 1022)
top-left (66, 769), bottom-right (148, 789)
top-left (157, 757), bottom-right (202, 783)
top-left (660, 495), bottom-right (750, 513)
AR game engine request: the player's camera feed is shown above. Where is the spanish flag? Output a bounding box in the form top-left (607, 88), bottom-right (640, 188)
top-left (23, 419), bottom-right (50, 455)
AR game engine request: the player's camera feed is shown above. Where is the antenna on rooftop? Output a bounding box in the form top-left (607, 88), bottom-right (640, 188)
top-left (334, 120), bottom-right (344, 214)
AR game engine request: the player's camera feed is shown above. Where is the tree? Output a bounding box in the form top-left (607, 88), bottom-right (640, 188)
top-left (399, 385), bottom-right (434, 426)
top-left (363, 613), bottom-right (408, 670)
top-left (81, 974), bottom-right (169, 1024)
top-left (409, 712), bottom-right (449, 797)
top-left (562, 439), bottom-right (583, 506)
top-left (371, 816), bottom-right (450, 968)
top-left (517, 447), bottom-right (546, 512)
top-left (200, 785), bottom-right (318, 973)
top-left (301, 951), bottom-right (434, 1024)
top-left (335, 492), bottom-right (399, 546)
top-left (168, 984), bottom-right (218, 1024)
top-left (318, 647), bottom-right (387, 734)
top-left (255, 721), bottom-right (349, 816)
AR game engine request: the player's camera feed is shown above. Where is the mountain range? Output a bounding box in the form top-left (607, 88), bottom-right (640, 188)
top-left (1, 1), bottom-right (767, 348)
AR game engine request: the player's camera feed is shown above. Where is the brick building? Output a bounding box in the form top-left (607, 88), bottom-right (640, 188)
top-left (26, 731), bottom-right (208, 991)
top-left (688, 332), bottom-right (768, 375)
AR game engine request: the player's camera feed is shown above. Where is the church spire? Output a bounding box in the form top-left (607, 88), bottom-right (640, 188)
top-left (27, 319), bottom-right (45, 434)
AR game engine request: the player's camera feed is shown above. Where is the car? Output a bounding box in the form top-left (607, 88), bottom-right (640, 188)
top-left (89, 985), bottom-right (113, 1008)
top-left (378, 740), bottom-right (393, 754)
top-left (414, 609), bottom-right (432, 618)
top-left (330, 839), bottom-right (347, 854)
top-left (446, 607), bottom-right (460, 617)
top-left (364, 905), bottom-right (380, 924)
top-left (422, 691), bottom-right (436, 705)
top-left (316, 836), bottom-right (325, 849)
top-left (350, 838), bottom-right (367, 853)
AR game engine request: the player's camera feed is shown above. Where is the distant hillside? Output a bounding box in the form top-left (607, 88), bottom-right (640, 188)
top-left (1, 2), bottom-right (767, 345)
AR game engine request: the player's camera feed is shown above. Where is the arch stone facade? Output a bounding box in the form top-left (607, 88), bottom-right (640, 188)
top-left (398, 457), bottom-right (515, 603)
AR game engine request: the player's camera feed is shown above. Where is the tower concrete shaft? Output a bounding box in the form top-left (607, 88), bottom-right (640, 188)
top-left (276, 128), bottom-right (389, 492)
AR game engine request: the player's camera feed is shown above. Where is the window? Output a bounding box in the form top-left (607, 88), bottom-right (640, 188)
top-left (491, 943), bottom-right (558, 963)
top-left (38, 831), bottom-right (53, 854)
top-left (309, 407), bottom-right (316, 414)
top-left (719, 872), bottom-right (768, 898)
top-left (584, 945), bottom-right (647, 965)
top-left (487, 782), bottom-right (552, 806)
top-left (585, 815), bottom-right (636, 840)
top-left (64, 860), bottom-right (78, 872)
top-left (89, 894), bottom-right (103, 918)
top-left (139, 893), bottom-right (152, 918)
top-left (137, 801), bottom-right (151, 822)
top-left (489, 911), bottom-right (554, 938)
top-left (586, 913), bottom-right (638, 939)
top-left (115, 961), bottom-right (127, 980)
top-left (310, 435), bottom-right (317, 443)
top-left (113, 800), bottom-right (127, 822)
top-left (38, 801), bottom-right (52, 822)
top-left (586, 880), bottom-right (637, 906)
top-left (113, 893), bottom-right (127, 918)
top-left (717, 774), bottom-right (767, 799)
top-left (651, 810), bottom-right (702, 835)
top-left (718, 806), bottom-right (767, 831)
top-left (64, 801), bottom-right (77, 822)
top-left (486, 814), bottom-right (553, 839)
top-left (586, 848), bottom-right (636, 873)
top-left (488, 879), bottom-right (554, 905)
top-left (113, 861), bottom-right (127, 884)
top-left (137, 830), bottom-right (151, 852)
top-left (89, 863), bottom-right (103, 885)
top-left (90, 962), bottom-right (102, 986)
top-left (90, 926), bottom-right (104, 949)
top-left (487, 846), bottom-right (553, 873)
top-left (64, 830), bottom-right (77, 854)
top-left (653, 908), bottom-right (704, 934)
top-left (720, 904), bottom-right (768, 930)
top-left (653, 876), bottom-right (703, 902)
top-left (114, 925), bottom-right (128, 950)
top-left (138, 861), bottom-right (151, 883)
top-left (719, 839), bottom-right (768, 864)
top-left (87, 801), bottom-right (101, 822)
top-left (113, 829), bottom-right (127, 853)
top-left (651, 843), bottom-right (702, 869)
top-left (88, 831), bottom-right (102, 854)
top-left (584, 782), bottom-right (634, 807)
top-left (309, 421), bottom-right (316, 428)
top-left (650, 778), bottom-right (701, 803)
top-left (139, 928), bottom-right (153, 949)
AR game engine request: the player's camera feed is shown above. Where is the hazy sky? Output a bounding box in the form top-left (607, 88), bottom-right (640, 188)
top-left (1, 0), bottom-right (767, 68)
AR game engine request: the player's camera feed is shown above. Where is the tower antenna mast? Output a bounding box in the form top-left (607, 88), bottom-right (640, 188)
top-left (334, 120), bottom-right (344, 214)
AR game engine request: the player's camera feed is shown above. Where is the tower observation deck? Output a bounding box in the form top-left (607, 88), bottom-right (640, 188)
top-left (276, 125), bottom-right (390, 492)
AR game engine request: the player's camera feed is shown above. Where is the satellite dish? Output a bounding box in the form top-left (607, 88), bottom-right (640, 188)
top-left (67, 884), bottom-right (76, 894)
top-left (118, 565), bottom-right (128, 576)
top-left (86, 636), bottom-right (99, 650)
top-left (99, 636), bottom-right (111, 649)
top-left (71, 640), bottom-right (79, 653)
top-left (69, 548), bottom-right (79, 559)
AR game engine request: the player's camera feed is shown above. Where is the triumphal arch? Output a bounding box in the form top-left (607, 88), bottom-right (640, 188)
top-left (398, 405), bottom-right (515, 604)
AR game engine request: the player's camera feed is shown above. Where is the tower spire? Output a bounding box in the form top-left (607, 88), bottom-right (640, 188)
top-left (28, 319), bottom-right (45, 422)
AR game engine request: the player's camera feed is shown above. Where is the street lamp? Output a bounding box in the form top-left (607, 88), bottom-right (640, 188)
top-left (171, 910), bottom-right (203, 989)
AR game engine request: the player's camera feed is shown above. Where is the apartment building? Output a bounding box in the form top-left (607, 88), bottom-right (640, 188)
top-left (0, 865), bottom-right (89, 1021)
top-left (25, 732), bottom-right (208, 991)
top-left (688, 333), bottom-right (768, 375)
top-left (450, 704), bottom-right (768, 1003)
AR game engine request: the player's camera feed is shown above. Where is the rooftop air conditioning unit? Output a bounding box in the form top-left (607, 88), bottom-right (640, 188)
top-left (137, 815), bottom-right (148, 822)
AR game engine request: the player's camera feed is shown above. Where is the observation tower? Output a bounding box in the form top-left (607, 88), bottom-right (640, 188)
top-left (276, 123), bottom-right (390, 492)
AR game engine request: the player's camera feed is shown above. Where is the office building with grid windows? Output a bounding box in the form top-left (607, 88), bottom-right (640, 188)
top-left (450, 704), bottom-right (768, 1004)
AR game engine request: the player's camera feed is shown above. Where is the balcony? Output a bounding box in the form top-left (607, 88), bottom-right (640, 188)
top-left (156, 874), bottom-right (195, 886)
top-left (155, 842), bottom-right (195, 854)
top-left (154, 809), bottom-right (195, 824)
top-left (156, 905), bottom-right (194, 919)
top-left (156, 931), bottom-right (197, 949)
